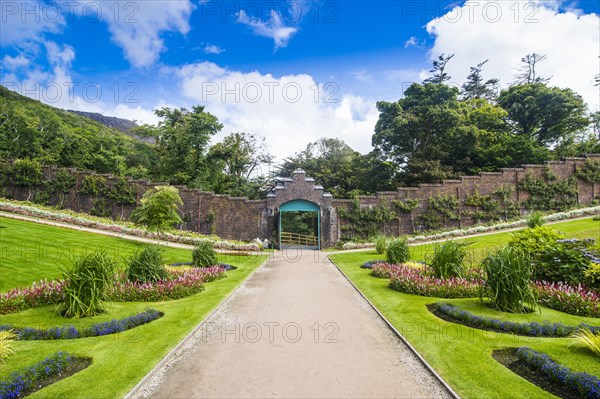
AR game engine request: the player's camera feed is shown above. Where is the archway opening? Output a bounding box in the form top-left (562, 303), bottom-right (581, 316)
top-left (279, 200), bottom-right (320, 249)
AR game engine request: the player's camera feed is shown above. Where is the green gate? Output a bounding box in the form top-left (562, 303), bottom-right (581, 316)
top-left (279, 199), bottom-right (320, 250)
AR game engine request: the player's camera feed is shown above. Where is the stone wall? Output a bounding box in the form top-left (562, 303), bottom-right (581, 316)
top-left (3, 155), bottom-right (599, 247)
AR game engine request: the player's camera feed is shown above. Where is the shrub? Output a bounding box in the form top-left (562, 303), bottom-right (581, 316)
top-left (375, 235), bottom-right (388, 255)
top-left (585, 263), bottom-right (600, 290)
top-left (509, 226), bottom-right (565, 256)
top-left (526, 211), bottom-right (545, 228)
top-left (0, 279), bottom-right (66, 315)
top-left (59, 251), bottom-right (116, 318)
top-left (192, 241), bottom-right (217, 268)
top-left (480, 246), bottom-right (538, 313)
top-left (0, 330), bottom-right (16, 362)
top-left (429, 241), bottom-right (469, 278)
top-left (127, 245), bottom-right (168, 283)
top-left (516, 347), bottom-right (600, 399)
top-left (386, 237), bottom-right (410, 265)
top-left (572, 327), bottom-right (600, 357)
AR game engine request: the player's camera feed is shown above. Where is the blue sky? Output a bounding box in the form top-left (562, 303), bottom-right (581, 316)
top-left (1, 0), bottom-right (599, 158)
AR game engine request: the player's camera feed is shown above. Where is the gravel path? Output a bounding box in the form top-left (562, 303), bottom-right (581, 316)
top-left (128, 249), bottom-right (452, 399)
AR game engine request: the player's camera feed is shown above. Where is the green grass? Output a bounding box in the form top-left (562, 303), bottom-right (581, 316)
top-left (0, 217), bottom-right (268, 397)
top-left (329, 217), bottom-right (600, 399)
top-left (0, 216), bottom-right (237, 291)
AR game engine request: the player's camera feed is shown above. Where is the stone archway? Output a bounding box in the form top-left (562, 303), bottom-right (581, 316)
top-left (279, 199), bottom-right (320, 249)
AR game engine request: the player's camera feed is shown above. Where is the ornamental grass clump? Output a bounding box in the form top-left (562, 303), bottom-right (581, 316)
top-left (59, 251), bottom-right (115, 318)
top-left (375, 235), bottom-right (388, 255)
top-left (480, 246), bottom-right (538, 313)
top-left (127, 245), bottom-right (168, 283)
top-left (192, 241), bottom-right (217, 268)
top-left (0, 330), bottom-right (16, 362)
top-left (572, 326), bottom-right (600, 357)
top-left (386, 237), bottom-right (409, 265)
top-left (429, 241), bottom-right (469, 278)
top-left (526, 211), bottom-right (546, 228)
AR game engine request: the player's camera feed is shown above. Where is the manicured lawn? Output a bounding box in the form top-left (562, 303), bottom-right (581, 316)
top-left (0, 216), bottom-right (236, 291)
top-left (329, 218), bottom-right (600, 399)
top-left (0, 217), bottom-right (268, 398)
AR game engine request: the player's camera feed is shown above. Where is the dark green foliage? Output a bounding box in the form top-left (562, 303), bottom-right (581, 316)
top-left (338, 198), bottom-right (397, 239)
top-left (33, 188), bottom-right (52, 205)
top-left (518, 173), bottom-right (577, 211)
top-left (280, 211), bottom-right (317, 237)
top-left (11, 159), bottom-right (42, 187)
top-left (127, 245), bottom-right (167, 283)
top-left (576, 160), bottom-right (600, 184)
top-left (192, 241), bottom-right (217, 268)
top-left (480, 246), bottom-right (538, 313)
top-left (59, 251), bottom-right (116, 318)
top-left (386, 237), bottom-right (410, 265)
top-left (421, 194), bottom-right (459, 230)
top-left (90, 198), bottom-right (111, 217)
top-left (464, 190), bottom-right (500, 223)
top-left (429, 241), bottom-right (469, 278)
top-left (130, 186), bottom-right (183, 231)
top-left (526, 211), bottom-right (545, 228)
top-left (80, 175), bottom-right (108, 196)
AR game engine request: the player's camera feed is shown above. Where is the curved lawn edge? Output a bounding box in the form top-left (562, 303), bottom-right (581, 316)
top-left (0, 352), bottom-right (92, 399)
top-left (428, 302), bottom-right (600, 337)
top-left (0, 309), bottom-right (163, 340)
top-left (493, 347), bottom-right (600, 399)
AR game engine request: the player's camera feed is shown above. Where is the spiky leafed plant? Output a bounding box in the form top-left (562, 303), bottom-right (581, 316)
top-left (375, 235), bottom-right (388, 255)
top-left (192, 241), bottom-right (217, 268)
top-left (480, 246), bottom-right (538, 313)
top-left (59, 251), bottom-right (116, 318)
top-left (429, 241), bottom-right (469, 278)
top-left (0, 330), bottom-right (16, 362)
top-left (572, 327), bottom-right (600, 357)
top-left (386, 237), bottom-right (410, 265)
top-left (127, 245), bottom-right (167, 283)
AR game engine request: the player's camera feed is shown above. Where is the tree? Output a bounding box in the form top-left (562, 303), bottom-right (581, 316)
top-left (130, 186), bottom-right (183, 232)
top-left (461, 60), bottom-right (499, 101)
top-left (373, 83), bottom-right (461, 185)
top-left (424, 53), bottom-right (455, 85)
top-left (11, 158), bottom-right (43, 201)
top-left (207, 132), bottom-right (273, 198)
top-left (133, 106), bottom-right (223, 185)
top-left (513, 53), bottom-right (551, 85)
top-left (497, 84), bottom-right (589, 147)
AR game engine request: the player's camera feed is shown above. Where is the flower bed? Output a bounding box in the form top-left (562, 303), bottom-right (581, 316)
top-left (535, 281), bottom-right (600, 318)
top-left (515, 347), bottom-right (600, 399)
top-left (0, 309), bottom-right (163, 340)
top-left (388, 264), bottom-right (483, 298)
top-left (0, 267), bottom-right (226, 315)
top-left (0, 352), bottom-right (91, 399)
top-left (430, 302), bottom-right (599, 337)
top-left (339, 206), bottom-right (600, 250)
top-left (0, 200), bottom-right (260, 251)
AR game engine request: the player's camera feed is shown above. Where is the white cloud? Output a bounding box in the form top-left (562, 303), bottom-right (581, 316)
top-left (0, 0), bottom-right (65, 46)
top-left (426, 0), bottom-right (600, 110)
top-left (236, 9), bottom-right (298, 50)
top-left (404, 36), bottom-right (426, 49)
top-left (171, 62), bottom-right (378, 160)
top-left (1, 54), bottom-right (30, 70)
top-left (57, 0), bottom-right (194, 68)
top-left (203, 44), bottom-right (225, 54)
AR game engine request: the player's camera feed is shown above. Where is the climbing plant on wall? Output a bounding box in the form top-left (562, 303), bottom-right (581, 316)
top-left (392, 199), bottom-right (419, 233)
top-left (11, 159), bottom-right (43, 201)
top-left (52, 169), bottom-right (76, 208)
top-left (421, 194), bottom-right (459, 230)
top-left (463, 189), bottom-right (500, 223)
top-left (576, 159), bottom-right (600, 201)
top-left (518, 173), bottom-right (577, 211)
top-left (493, 185), bottom-right (520, 221)
top-left (338, 197), bottom-right (397, 239)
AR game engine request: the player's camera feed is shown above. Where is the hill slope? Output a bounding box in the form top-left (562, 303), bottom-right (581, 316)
top-left (0, 85), bottom-right (155, 176)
